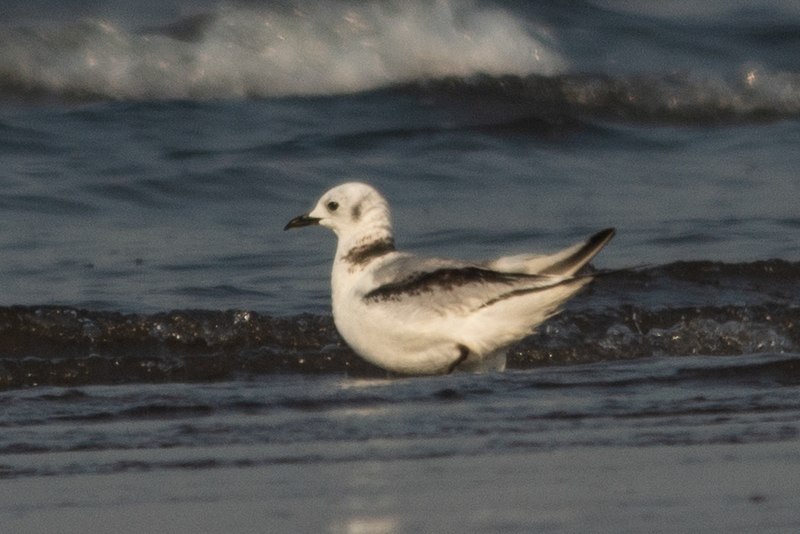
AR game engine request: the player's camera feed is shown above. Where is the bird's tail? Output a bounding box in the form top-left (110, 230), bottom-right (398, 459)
top-left (487, 228), bottom-right (616, 277)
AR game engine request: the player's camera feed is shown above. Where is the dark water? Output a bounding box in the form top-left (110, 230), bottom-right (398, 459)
top-left (2, 353), bottom-right (799, 480)
top-left (1, 260), bottom-right (799, 389)
top-left (1, 0), bottom-right (799, 510)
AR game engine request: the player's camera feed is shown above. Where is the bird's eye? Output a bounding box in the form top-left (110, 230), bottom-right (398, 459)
top-left (327, 201), bottom-right (339, 212)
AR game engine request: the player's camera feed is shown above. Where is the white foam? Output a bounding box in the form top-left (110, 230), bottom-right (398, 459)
top-left (0, 1), bottom-right (565, 100)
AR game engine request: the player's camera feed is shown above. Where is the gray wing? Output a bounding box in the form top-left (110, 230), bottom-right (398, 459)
top-left (363, 255), bottom-right (578, 316)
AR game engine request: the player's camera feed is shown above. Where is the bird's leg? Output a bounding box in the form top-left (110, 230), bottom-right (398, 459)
top-left (446, 344), bottom-right (470, 374)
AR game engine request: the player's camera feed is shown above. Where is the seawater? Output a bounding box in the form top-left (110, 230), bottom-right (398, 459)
top-left (0, 5), bottom-right (799, 525)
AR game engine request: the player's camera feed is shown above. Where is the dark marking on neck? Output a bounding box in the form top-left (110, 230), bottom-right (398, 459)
top-left (342, 237), bottom-right (396, 266)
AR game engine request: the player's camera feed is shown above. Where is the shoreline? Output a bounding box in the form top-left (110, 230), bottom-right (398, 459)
top-left (2, 439), bottom-right (799, 533)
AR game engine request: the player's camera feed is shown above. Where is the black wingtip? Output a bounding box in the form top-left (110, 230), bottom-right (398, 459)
top-left (592, 228), bottom-right (616, 243)
top-left (538, 227), bottom-right (616, 276)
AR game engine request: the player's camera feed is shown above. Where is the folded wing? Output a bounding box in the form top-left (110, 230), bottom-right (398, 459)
top-left (486, 228), bottom-right (615, 276)
top-left (361, 228), bottom-right (615, 319)
top-left (363, 263), bottom-right (580, 317)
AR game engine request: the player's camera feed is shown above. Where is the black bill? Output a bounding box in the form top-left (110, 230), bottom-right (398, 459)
top-left (284, 214), bottom-right (321, 230)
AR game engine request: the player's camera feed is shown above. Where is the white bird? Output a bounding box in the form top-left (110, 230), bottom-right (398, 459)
top-left (285, 182), bottom-right (614, 375)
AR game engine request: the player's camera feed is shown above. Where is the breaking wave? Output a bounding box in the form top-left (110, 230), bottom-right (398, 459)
top-left (2, 1), bottom-right (798, 123)
top-left (394, 70), bottom-right (800, 123)
top-left (0, 1), bottom-right (563, 100)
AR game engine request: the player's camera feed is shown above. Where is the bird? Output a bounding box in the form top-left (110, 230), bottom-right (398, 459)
top-left (285, 182), bottom-right (614, 375)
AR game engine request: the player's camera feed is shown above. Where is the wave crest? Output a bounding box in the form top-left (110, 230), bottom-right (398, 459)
top-left (0, 1), bottom-right (564, 100)
top-left (1, 260), bottom-right (799, 389)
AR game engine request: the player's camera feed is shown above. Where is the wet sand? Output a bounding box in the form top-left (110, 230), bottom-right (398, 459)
top-left (3, 439), bottom-right (799, 533)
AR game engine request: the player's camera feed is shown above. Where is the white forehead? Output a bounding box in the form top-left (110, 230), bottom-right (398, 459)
top-left (320, 182), bottom-right (382, 204)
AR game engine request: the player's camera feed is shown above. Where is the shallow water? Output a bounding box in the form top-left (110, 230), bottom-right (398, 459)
top-left (2, 353), bottom-right (799, 477)
top-left (2, 355), bottom-right (800, 532)
top-left (1, 0), bottom-right (799, 530)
